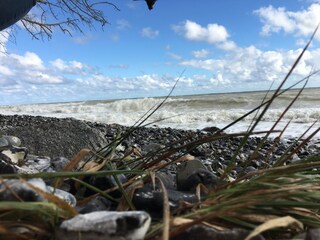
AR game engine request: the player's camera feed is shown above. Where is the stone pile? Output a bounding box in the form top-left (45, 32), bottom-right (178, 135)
top-left (0, 114), bottom-right (319, 239)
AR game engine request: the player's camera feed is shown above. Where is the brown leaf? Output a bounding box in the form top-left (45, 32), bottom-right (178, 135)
top-left (156, 176), bottom-right (170, 240)
top-left (172, 217), bottom-right (193, 226)
top-left (244, 216), bottom-right (303, 240)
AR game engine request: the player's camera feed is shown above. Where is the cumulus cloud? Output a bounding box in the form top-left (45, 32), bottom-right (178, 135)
top-left (210, 73), bottom-right (232, 85)
top-left (179, 20), bottom-right (228, 43)
top-left (141, 27), bottom-right (159, 39)
top-left (217, 41), bottom-right (237, 51)
top-left (10, 52), bottom-right (45, 70)
top-left (0, 65), bottom-right (13, 76)
top-left (254, 3), bottom-right (320, 40)
top-left (75, 73), bottom-right (183, 100)
top-left (50, 59), bottom-right (90, 75)
top-left (173, 20), bottom-right (236, 50)
top-left (192, 49), bottom-right (210, 58)
top-left (180, 46), bottom-right (319, 83)
top-left (0, 49), bottom-right (95, 91)
top-left (0, 51), bottom-right (62, 85)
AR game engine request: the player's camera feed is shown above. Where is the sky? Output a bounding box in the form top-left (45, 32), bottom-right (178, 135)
top-left (1, 0), bottom-right (320, 105)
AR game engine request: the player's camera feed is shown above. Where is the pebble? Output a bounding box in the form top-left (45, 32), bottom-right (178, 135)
top-left (176, 160), bottom-right (218, 191)
top-left (1, 146), bottom-right (28, 165)
top-left (18, 155), bottom-right (53, 173)
top-left (46, 186), bottom-right (77, 207)
top-left (0, 178), bottom-right (47, 202)
top-left (56, 211), bottom-right (151, 240)
top-left (3, 135), bottom-right (22, 147)
top-left (1, 115), bottom-right (320, 240)
top-left (84, 172), bottom-right (127, 198)
top-left (133, 185), bottom-right (199, 218)
top-left (171, 224), bottom-right (265, 240)
top-left (51, 157), bottom-right (70, 171)
top-left (0, 136), bottom-right (10, 150)
top-left (78, 196), bottom-right (112, 214)
top-left (0, 159), bottom-right (16, 173)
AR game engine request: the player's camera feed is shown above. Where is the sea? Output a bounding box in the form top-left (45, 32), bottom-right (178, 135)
top-left (0, 88), bottom-right (319, 139)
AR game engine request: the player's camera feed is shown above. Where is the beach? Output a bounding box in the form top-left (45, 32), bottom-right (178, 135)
top-left (0, 89), bottom-right (320, 239)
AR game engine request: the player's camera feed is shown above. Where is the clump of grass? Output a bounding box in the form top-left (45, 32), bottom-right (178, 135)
top-left (0, 26), bottom-right (320, 240)
top-left (144, 25), bottom-right (320, 239)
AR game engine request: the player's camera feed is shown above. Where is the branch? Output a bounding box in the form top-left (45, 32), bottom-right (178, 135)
top-left (19, 0), bottom-right (119, 40)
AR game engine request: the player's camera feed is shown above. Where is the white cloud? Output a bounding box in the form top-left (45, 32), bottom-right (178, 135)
top-left (210, 73), bottom-right (231, 85)
top-left (108, 64), bottom-right (129, 69)
top-left (255, 3), bottom-right (320, 40)
top-left (173, 20), bottom-right (230, 43)
top-left (180, 46), bottom-right (320, 83)
top-left (0, 65), bottom-right (13, 76)
top-left (0, 51), bottom-right (75, 87)
top-left (50, 59), bottom-right (89, 75)
top-left (11, 52), bottom-right (44, 70)
top-left (192, 49), bottom-right (210, 58)
top-left (116, 19), bottom-right (130, 30)
top-left (254, 6), bottom-right (295, 36)
top-left (173, 20), bottom-right (237, 51)
top-left (217, 41), bottom-right (237, 51)
top-left (167, 52), bottom-right (182, 60)
top-left (73, 34), bottom-right (93, 45)
top-left (141, 27), bottom-right (159, 39)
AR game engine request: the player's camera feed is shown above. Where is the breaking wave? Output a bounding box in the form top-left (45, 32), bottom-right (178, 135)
top-left (0, 88), bottom-right (319, 138)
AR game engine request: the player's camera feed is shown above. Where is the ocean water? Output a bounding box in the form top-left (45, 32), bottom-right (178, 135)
top-left (0, 88), bottom-right (319, 139)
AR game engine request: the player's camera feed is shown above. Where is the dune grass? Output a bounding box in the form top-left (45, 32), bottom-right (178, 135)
top-left (0, 26), bottom-right (320, 239)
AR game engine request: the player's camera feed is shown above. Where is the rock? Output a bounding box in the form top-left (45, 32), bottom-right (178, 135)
top-left (0, 115), bottom-right (111, 159)
top-left (141, 142), bottom-right (165, 154)
top-left (0, 136), bottom-right (10, 151)
top-left (295, 228), bottom-right (320, 240)
top-left (305, 228), bottom-right (320, 240)
top-left (0, 178), bottom-right (46, 202)
top-left (155, 171), bottom-right (176, 190)
top-left (0, 135), bottom-right (23, 159)
top-left (1, 146), bottom-right (28, 165)
top-left (78, 196), bottom-right (112, 214)
top-left (3, 135), bottom-right (22, 147)
top-left (171, 224), bottom-right (265, 240)
top-left (56, 211), bottom-right (151, 240)
top-left (0, 135), bottom-right (27, 169)
top-left (176, 160), bottom-right (218, 191)
top-left (244, 166), bottom-right (257, 174)
top-left (201, 126), bottom-right (221, 133)
top-left (84, 172), bottom-right (127, 198)
top-left (46, 186), bottom-right (77, 207)
top-left (133, 185), bottom-right (198, 218)
top-left (51, 157), bottom-right (69, 171)
top-left (0, 159), bottom-right (16, 173)
top-left (18, 155), bottom-right (53, 173)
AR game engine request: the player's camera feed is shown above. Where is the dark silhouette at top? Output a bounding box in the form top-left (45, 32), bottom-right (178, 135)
top-left (0, 0), bottom-right (36, 31)
top-left (134, 0), bottom-right (157, 10)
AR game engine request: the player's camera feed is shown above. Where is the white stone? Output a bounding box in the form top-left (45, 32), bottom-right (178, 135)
top-left (58, 211), bottom-right (151, 240)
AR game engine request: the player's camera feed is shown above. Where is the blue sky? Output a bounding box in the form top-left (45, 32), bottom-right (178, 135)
top-left (1, 0), bottom-right (320, 105)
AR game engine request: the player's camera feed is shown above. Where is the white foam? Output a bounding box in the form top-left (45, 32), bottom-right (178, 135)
top-left (0, 91), bottom-right (319, 139)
